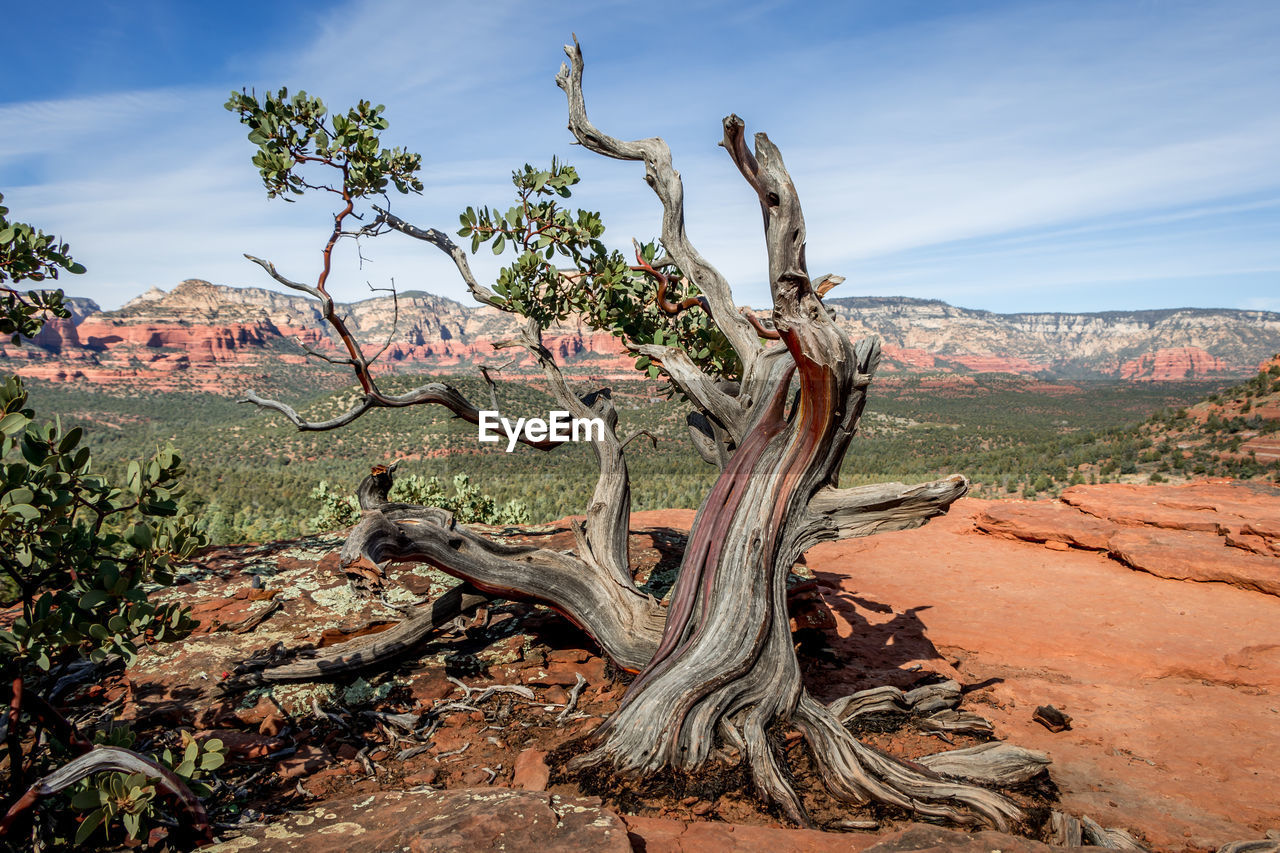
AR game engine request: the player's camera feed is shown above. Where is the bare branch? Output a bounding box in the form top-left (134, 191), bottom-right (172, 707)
top-left (240, 390), bottom-right (375, 431)
top-left (374, 208), bottom-right (504, 309)
top-left (619, 429), bottom-right (658, 452)
top-left (740, 306), bottom-right (781, 340)
top-left (814, 274), bottom-right (844, 297)
top-left (477, 360), bottom-right (517, 411)
top-left (804, 475), bottom-right (969, 544)
top-left (0, 747), bottom-right (211, 843)
top-left (366, 279), bottom-right (400, 362)
top-left (243, 254), bottom-right (322, 300)
top-left (342, 508), bottom-right (664, 672)
top-left (294, 337), bottom-right (356, 367)
top-left (635, 343), bottom-right (745, 441)
top-left (631, 239), bottom-right (709, 317)
top-left (237, 581), bottom-right (491, 684)
top-left (556, 37), bottom-right (761, 372)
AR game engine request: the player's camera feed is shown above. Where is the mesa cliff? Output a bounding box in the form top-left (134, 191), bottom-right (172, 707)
top-left (4, 280), bottom-right (1278, 391)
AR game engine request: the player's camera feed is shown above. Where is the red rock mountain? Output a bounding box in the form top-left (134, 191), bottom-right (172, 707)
top-left (4, 281), bottom-right (1277, 391)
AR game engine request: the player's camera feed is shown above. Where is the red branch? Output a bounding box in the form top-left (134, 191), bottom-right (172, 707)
top-left (631, 244), bottom-right (709, 316)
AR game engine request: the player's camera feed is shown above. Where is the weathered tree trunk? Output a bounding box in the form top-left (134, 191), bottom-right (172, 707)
top-left (560, 109), bottom-right (1018, 828)
top-left (238, 38), bottom-right (1027, 831)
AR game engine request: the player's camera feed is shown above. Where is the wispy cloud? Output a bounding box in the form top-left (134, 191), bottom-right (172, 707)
top-left (2, 0), bottom-right (1277, 313)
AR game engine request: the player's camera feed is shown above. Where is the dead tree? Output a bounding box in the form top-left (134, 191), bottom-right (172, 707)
top-left (228, 41), bottom-right (1027, 829)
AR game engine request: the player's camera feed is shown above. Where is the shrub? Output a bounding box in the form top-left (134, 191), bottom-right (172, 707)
top-left (309, 471), bottom-right (531, 533)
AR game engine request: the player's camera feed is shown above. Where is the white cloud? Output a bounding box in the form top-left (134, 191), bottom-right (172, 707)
top-left (2, 0), bottom-right (1278, 313)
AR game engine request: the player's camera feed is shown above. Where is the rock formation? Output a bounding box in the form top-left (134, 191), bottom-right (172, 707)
top-left (31, 483), bottom-right (1276, 851)
top-left (3, 281), bottom-right (1277, 391)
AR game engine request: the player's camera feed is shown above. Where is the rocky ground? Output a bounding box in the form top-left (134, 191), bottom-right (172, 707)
top-left (57, 482), bottom-right (1280, 851)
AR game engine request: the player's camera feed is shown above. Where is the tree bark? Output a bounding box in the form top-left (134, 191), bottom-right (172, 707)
top-left (241, 37), bottom-right (1027, 831)
top-left (552, 41), bottom-right (1020, 828)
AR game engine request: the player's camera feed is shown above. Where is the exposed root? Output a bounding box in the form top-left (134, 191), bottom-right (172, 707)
top-left (794, 693), bottom-right (1023, 831)
top-left (231, 582), bottom-right (489, 685)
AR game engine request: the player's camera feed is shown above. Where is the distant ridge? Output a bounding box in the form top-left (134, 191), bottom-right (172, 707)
top-left (3, 280), bottom-right (1278, 391)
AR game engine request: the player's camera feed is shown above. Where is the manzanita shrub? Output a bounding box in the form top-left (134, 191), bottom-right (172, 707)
top-left (309, 471), bottom-right (530, 532)
top-left (0, 191), bottom-right (82, 343)
top-left (0, 372), bottom-right (225, 846)
top-left (1, 200), bottom-right (224, 847)
top-left (0, 375), bottom-right (202, 668)
top-left (225, 88), bottom-right (736, 386)
top-left (458, 159), bottom-right (739, 381)
top-left (67, 732), bottom-right (226, 846)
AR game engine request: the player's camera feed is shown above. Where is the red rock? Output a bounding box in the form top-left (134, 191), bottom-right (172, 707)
top-left (454, 767), bottom-right (492, 786)
top-left (402, 768), bottom-right (438, 787)
top-left (411, 673), bottom-right (459, 703)
top-left (976, 483), bottom-right (1280, 598)
top-left (803, 495), bottom-right (1280, 849)
top-left (258, 712), bottom-right (286, 737)
top-left (1118, 346), bottom-right (1229, 381)
top-left (276, 745), bottom-right (332, 779)
top-left (512, 749), bottom-right (550, 791)
top-left (1061, 482), bottom-right (1280, 534)
top-left (531, 657), bottom-right (607, 686)
top-left (1106, 527), bottom-right (1280, 597)
top-left (203, 789), bottom-right (630, 852)
top-left (975, 501), bottom-right (1112, 550)
top-left (199, 730), bottom-right (284, 760)
top-left (233, 696), bottom-right (276, 727)
top-left (620, 818), bottom-right (1064, 853)
top-left (547, 648), bottom-right (591, 664)
top-left (187, 596), bottom-right (260, 633)
top-left (11, 281), bottom-right (1273, 393)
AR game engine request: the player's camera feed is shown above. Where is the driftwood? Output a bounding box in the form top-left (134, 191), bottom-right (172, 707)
top-left (1216, 839), bottom-right (1280, 853)
top-left (917, 742), bottom-right (1051, 786)
top-left (0, 747), bottom-right (210, 844)
top-left (1080, 814), bottom-right (1152, 851)
top-left (237, 580), bottom-right (490, 684)
top-left (1050, 810), bottom-right (1085, 847)
top-left (1033, 704), bottom-right (1073, 732)
top-left (918, 709), bottom-right (995, 737)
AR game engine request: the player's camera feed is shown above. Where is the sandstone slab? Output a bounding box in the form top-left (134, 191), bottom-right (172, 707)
top-left (204, 789), bottom-right (632, 852)
top-left (809, 497), bottom-right (1280, 850)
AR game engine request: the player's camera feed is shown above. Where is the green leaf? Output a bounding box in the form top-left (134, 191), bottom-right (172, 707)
top-left (0, 411), bottom-right (29, 435)
top-left (125, 523), bottom-right (153, 550)
top-left (5, 503), bottom-right (39, 521)
top-left (74, 807), bottom-right (108, 845)
top-left (6, 487), bottom-right (34, 505)
top-left (123, 810), bottom-right (141, 839)
top-left (58, 426), bottom-right (83, 453)
top-left (69, 787), bottom-right (101, 809)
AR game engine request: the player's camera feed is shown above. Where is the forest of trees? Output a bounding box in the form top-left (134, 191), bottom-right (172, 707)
top-left (18, 371), bottom-right (1268, 547)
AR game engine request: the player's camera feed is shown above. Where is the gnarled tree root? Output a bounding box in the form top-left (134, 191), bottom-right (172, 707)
top-left (238, 490), bottom-right (1032, 830)
top-left (233, 580), bottom-right (491, 684)
top-left (794, 693), bottom-right (1023, 829)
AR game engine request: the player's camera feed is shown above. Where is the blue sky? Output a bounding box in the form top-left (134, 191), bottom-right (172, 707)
top-left (2, 0), bottom-right (1278, 313)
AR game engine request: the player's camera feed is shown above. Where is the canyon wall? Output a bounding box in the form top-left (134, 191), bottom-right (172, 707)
top-left (4, 281), bottom-right (1278, 391)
